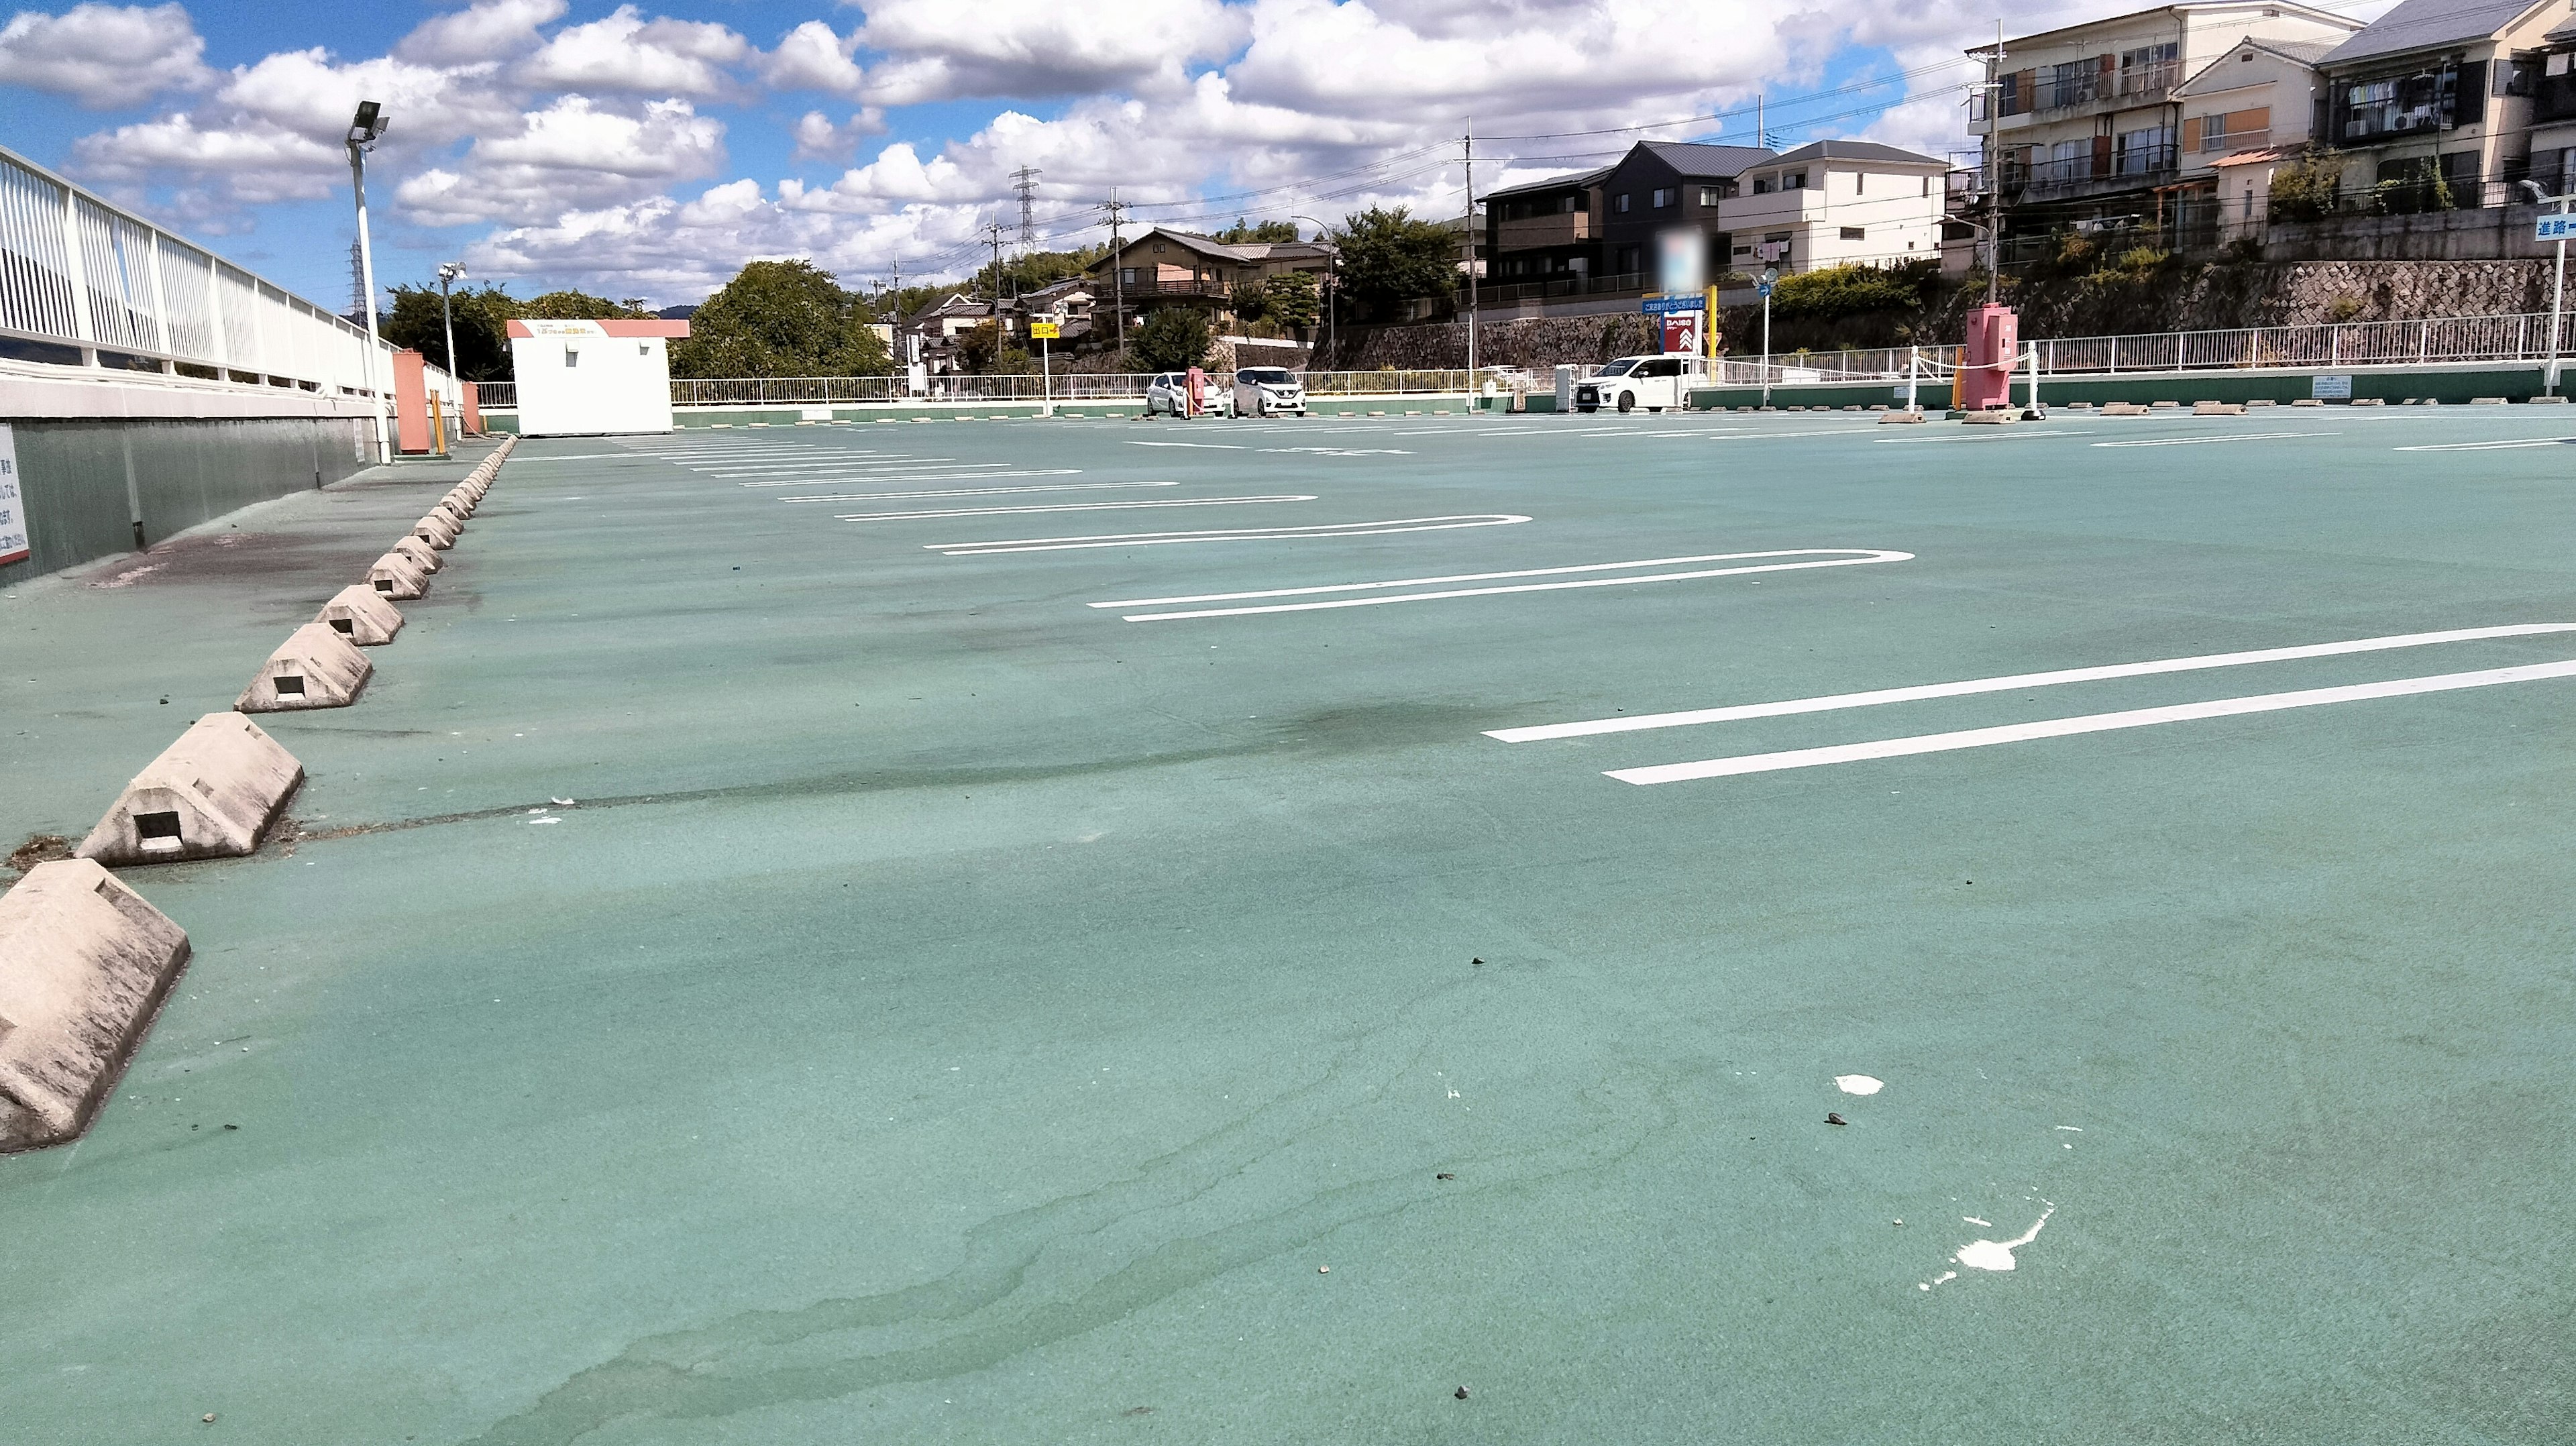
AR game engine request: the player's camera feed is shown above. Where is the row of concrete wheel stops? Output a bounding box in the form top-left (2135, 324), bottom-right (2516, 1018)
top-left (0, 437), bottom-right (520, 1152)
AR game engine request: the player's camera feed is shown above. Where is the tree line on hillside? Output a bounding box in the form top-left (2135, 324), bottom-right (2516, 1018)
top-left (379, 205), bottom-right (1468, 382)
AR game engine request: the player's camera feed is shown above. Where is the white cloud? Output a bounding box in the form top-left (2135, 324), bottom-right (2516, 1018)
top-left (0, 2), bottom-right (211, 109)
top-left (765, 19), bottom-right (865, 95)
top-left (855, 0), bottom-right (1248, 104)
top-left (792, 107), bottom-right (890, 162)
top-left (397, 96), bottom-right (727, 224)
top-left (517, 5), bottom-right (751, 97)
top-left (70, 113), bottom-right (340, 203)
top-left (398, 0), bottom-right (568, 68)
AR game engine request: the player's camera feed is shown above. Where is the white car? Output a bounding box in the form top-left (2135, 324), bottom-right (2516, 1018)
top-left (1144, 372), bottom-right (1233, 417)
top-left (1572, 353), bottom-right (1711, 413)
top-left (1233, 366), bottom-right (1307, 416)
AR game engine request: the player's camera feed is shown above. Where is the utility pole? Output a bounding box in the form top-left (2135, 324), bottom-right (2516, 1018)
top-left (1985, 20), bottom-right (2004, 306)
top-left (1463, 125), bottom-right (1479, 380)
top-left (985, 221), bottom-right (1005, 306)
top-left (1012, 166), bottom-right (1041, 245)
top-left (1756, 93), bottom-right (1765, 149)
top-left (1104, 190), bottom-right (1129, 363)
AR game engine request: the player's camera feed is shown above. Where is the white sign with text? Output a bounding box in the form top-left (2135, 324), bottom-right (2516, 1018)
top-left (0, 425), bottom-right (26, 567)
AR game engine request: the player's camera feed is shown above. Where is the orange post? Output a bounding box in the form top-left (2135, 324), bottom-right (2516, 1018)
top-left (390, 349), bottom-right (431, 454)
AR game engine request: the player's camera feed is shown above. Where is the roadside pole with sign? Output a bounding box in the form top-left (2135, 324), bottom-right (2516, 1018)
top-left (2540, 205), bottom-right (2574, 395)
top-left (1031, 319), bottom-right (1061, 415)
top-left (0, 425), bottom-right (26, 568)
top-left (1757, 265), bottom-right (1777, 409)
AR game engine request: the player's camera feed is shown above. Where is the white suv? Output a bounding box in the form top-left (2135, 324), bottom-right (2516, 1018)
top-left (1234, 366), bottom-right (1307, 416)
top-left (1144, 373), bottom-right (1233, 417)
top-left (1572, 353), bottom-right (1709, 413)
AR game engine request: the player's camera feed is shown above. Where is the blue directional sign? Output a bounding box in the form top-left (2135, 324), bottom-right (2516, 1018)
top-left (2538, 213), bottom-right (2576, 242)
top-left (1641, 296), bottom-right (1702, 315)
top-left (1755, 281), bottom-right (1774, 298)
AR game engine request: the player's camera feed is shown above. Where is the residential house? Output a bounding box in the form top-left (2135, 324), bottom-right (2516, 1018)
top-left (1723, 140), bottom-right (1953, 274)
top-left (2170, 36), bottom-right (2339, 239)
top-left (1966, 3), bottom-right (2364, 252)
top-left (2310, 0), bottom-right (2573, 208)
top-left (1480, 137), bottom-right (1946, 298)
top-left (1086, 227), bottom-right (1335, 339)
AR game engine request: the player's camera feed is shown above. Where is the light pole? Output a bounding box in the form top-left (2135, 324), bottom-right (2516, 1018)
top-left (435, 262), bottom-right (464, 376)
top-left (345, 101), bottom-right (391, 463)
top-left (1291, 215), bottom-right (1336, 370)
top-left (1758, 263), bottom-right (1777, 409)
top-left (2522, 179), bottom-right (2569, 396)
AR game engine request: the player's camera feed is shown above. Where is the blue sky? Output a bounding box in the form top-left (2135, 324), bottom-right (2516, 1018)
top-left (0, 0), bottom-right (2039, 310)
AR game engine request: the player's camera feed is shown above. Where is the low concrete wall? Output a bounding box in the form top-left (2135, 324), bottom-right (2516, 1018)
top-left (0, 415), bottom-right (377, 587)
top-left (482, 395), bottom-right (1487, 431)
top-left (1684, 361), bottom-right (2554, 411)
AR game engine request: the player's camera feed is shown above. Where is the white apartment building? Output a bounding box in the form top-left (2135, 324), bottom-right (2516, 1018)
top-left (1722, 141), bottom-right (1953, 273)
top-left (1968, 1), bottom-right (2365, 249)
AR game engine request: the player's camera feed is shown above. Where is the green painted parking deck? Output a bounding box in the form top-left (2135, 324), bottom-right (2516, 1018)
top-left (5, 406), bottom-right (2576, 1443)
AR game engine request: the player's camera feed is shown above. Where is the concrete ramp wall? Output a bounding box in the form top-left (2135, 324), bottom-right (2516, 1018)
top-left (0, 860), bottom-right (191, 1152)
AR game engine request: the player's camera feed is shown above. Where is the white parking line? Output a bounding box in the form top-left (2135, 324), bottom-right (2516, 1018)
top-left (1128, 441), bottom-right (1247, 449)
top-left (927, 514), bottom-right (1531, 556)
top-left (2092, 427), bottom-right (2339, 445)
top-left (838, 494), bottom-right (1315, 522)
top-left (778, 480), bottom-right (1171, 502)
top-left (1095, 548), bottom-right (1913, 621)
top-left (738, 469), bottom-right (1085, 488)
top-left (2394, 436), bottom-right (2576, 451)
top-left (1487, 623), bottom-right (2576, 742)
top-left (1607, 657), bottom-right (2576, 784)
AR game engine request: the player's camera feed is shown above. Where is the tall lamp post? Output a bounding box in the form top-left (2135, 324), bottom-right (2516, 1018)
top-left (1291, 215), bottom-right (1336, 371)
top-left (436, 261), bottom-right (465, 446)
top-left (345, 101), bottom-right (391, 463)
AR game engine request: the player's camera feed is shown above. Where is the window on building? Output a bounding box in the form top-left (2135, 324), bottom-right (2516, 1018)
top-left (2114, 125), bottom-right (2174, 176)
top-left (2119, 42), bottom-right (2180, 96)
top-left (1152, 241), bottom-right (1166, 252)
top-left (1840, 226), bottom-right (1866, 239)
top-left (1119, 268), bottom-right (1138, 284)
top-left (1752, 174), bottom-right (1775, 194)
top-left (1854, 172), bottom-right (1866, 194)
top-left (1784, 170), bottom-right (1808, 189)
top-left (1650, 187), bottom-right (1674, 208)
top-left (2506, 56), bottom-right (2541, 97)
top-left (1699, 186), bottom-right (1722, 205)
top-left (2341, 64), bottom-right (2459, 137)
top-left (1613, 192), bottom-right (1631, 213)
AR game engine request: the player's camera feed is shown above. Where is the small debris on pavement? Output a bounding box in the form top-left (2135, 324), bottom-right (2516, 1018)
top-left (1826, 1112), bottom-right (1847, 1126)
top-left (1435, 1172), bottom-right (1455, 1180)
top-left (1454, 1386), bottom-right (1470, 1400)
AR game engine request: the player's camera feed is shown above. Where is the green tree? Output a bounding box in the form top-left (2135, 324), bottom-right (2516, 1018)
top-left (519, 289), bottom-right (653, 319)
top-left (1132, 308), bottom-right (1210, 372)
top-left (1214, 218), bottom-right (1301, 244)
top-left (380, 282), bottom-right (517, 381)
top-left (955, 318), bottom-right (1002, 374)
top-left (1767, 260), bottom-right (1940, 322)
top-left (669, 260), bottom-right (890, 378)
top-left (968, 245), bottom-right (1108, 302)
top-left (1261, 270), bottom-right (1322, 330)
top-left (2268, 148), bottom-right (2345, 223)
top-left (1329, 207), bottom-right (1457, 319)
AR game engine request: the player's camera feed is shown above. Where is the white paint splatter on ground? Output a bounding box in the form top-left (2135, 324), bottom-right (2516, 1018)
top-left (1923, 1205), bottom-right (2057, 1289)
top-left (1834, 1074), bottom-right (1884, 1096)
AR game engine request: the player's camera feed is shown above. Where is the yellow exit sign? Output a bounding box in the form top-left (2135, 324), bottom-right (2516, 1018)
top-left (1028, 321), bottom-right (1061, 339)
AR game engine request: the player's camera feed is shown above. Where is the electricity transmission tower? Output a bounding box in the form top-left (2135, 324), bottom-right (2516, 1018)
top-left (1011, 167), bottom-right (1042, 245)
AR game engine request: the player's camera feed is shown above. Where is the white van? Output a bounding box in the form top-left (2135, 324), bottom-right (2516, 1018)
top-left (1572, 353), bottom-right (1711, 413)
top-left (1233, 367), bottom-right (1307, 416)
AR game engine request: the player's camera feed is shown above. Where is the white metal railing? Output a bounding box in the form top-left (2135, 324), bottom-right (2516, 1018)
top-left (0, 142), bottom-right (453, 405)
top-left (482, 370), bottom-right (1486, 410)
top-left (1712, 311), bottom-right (2568, 386)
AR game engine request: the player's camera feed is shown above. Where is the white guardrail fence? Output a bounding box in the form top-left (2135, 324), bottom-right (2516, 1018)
top-left (0, 143), bottom-right (453, 408)
top-left (1712, 311), bottom-right (2568, 386)
top-left (476, 311), bottom-right (2568, 410)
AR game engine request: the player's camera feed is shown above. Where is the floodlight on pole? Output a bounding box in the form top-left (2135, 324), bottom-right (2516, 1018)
top-left (436, 262), bottom-right (466, 446)
top-left (346, 100), bottom-right (392, 463)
